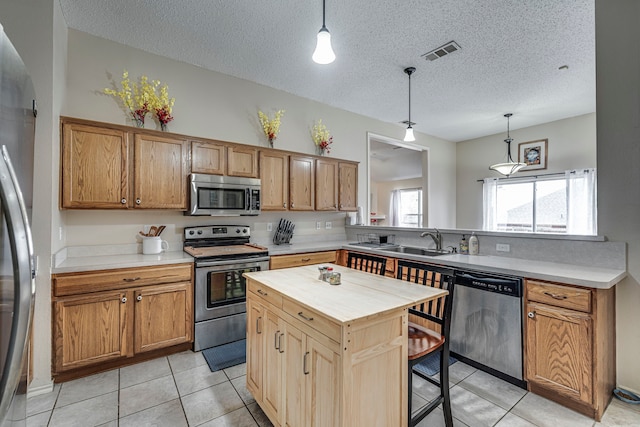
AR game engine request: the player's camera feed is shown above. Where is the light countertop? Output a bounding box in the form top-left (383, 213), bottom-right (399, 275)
top-left (341, 244), bottom-right (626, 289)
top-left (51, 240), bottom-right (626, 289)
top-left (51, 251), bottom-right (193, 274)
top-left (244, 264), bottom-right (447, 324)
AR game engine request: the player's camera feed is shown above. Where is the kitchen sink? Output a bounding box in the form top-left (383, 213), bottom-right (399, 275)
top-left (380, 246), bottom-right (451, 256)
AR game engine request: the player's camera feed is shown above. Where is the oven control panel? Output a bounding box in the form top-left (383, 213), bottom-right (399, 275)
top-left (184, 225), bottom-right (250, 240)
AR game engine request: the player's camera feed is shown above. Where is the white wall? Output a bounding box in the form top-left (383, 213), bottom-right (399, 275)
top-left (62, 30), bottom-right (457, 246)
top-left (456, 113), bottom-right (597, 229)
top-left (0, 0), bottom-right (66, 390)
top-left (595, 0), bottom-right (640, 394)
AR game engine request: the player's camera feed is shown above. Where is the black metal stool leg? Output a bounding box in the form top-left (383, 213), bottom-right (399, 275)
top-left (441, 348), bottom-right (453, 427)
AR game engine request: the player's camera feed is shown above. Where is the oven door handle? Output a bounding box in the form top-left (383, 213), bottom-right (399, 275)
top-left (195, 256), bottom-right (271, 268)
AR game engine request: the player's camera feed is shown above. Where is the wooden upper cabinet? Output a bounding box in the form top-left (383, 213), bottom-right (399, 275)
top-left (61, 122), bottom-right (130, 208)
top-left (191, 140), bottom-right (226, 175)
top-left (338, 162), bottom-right (358, 211)
top-left (228, 145), bottom-right (259, 178)
top-left (315, 159), bottom-right (338, 211)
top-left (260, 151), bottom-right (289, 210)
top-left (133, 133), bottom-right (189, 209)
top-left (290, 155), bottom-right (315, 211)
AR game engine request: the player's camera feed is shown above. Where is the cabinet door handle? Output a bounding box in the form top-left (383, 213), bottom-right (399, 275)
top-left (283, 202), bottom-right (287, 208)
top-left (256, 316), bottom-right (262, 334)
top-left (136, 295), bottom-right (142, 302)
top-left (543, 291), bottom-right (568, 300)
top-left (278, 333), bottom-right (284, 353)
top-left (303, 351), bottom-right (310, 375)
top-left (528, 311), bottom-right (535, 318)
top-left (123, 277), bottom-right (141, 282)
top-left (257, 289), bottom-right (268, 296)
top-left (121, 198), bottom-right (127, 204)
top-left (121, 296), bottom-right (127, 303)
top-left (291, 202), bottom-right (295, 208)
top-left (135, 198), bottom-right (141, 205)
top-left (274, 330), bottom-right (280, 350)
top-left (298, 312), bottom-right (314, 321)
top-left (301, 258), bottom-right (311, 262)
top-left (340, 204), bottom-right (343, 209)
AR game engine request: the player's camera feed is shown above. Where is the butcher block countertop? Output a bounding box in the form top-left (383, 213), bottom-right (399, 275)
top-left (244, 263), bottom-right (447, 324)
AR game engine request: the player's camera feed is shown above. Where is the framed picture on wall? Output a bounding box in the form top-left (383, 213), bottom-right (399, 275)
top-left (518, 139), bottom-right (548, 170)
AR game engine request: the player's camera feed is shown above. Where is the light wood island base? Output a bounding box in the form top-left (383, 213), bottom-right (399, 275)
top-left (244, 264), bottom-right (447, 427)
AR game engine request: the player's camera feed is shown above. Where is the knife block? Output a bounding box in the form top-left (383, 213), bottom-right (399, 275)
top-left (273, 218), bottom-right (295, 245)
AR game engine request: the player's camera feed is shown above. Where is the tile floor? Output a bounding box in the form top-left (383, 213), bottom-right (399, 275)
top-left (26, 352), bottom-right (640, 427)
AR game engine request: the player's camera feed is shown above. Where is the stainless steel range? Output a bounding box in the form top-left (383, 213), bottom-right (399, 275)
top-left (184, 225), bottom-right (269, 351)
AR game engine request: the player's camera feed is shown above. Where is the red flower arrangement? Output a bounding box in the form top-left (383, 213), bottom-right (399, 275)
top-left (318, 136), bottom-right (333, 154)
top-left (155, 106), bottom-right (173, 130)
top-left (133, 102), bottom-right (150, 126)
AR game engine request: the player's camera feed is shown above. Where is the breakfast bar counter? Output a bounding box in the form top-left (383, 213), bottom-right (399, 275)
top-left (244, 264), bottom-right (447, 427)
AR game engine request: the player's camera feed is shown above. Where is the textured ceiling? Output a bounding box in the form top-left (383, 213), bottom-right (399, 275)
top-left (370, 140), bottom-right (422, 181)
top-left (58, 0), bottom-right (595, 142)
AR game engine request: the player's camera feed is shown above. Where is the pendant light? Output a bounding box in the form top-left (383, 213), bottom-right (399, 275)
top-left (312, 0), bottom-right (335, 64)
top-left (403, 67), bottom-right (416, 142)
top-left (489, 113), bottom-right (526, 176)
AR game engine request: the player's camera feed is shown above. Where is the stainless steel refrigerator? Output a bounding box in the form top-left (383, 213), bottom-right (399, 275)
top-left (0, 22), bottom-right (37, 427)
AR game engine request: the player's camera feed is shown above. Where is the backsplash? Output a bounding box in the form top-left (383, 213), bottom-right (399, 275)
top-left (62, 210), bottom-right (349, 250)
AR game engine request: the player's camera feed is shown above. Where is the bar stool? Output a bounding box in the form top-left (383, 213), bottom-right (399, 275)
top-left (396, 260), bottom-right (455, 427)
top-left (346, 252), bottom-right (387, 276)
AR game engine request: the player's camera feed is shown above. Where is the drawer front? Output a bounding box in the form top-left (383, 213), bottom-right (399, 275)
top-left (247, 279), bottom-right (283, 308)
top-left (527, 280), bottom-right (591, 313)
top-left (282, 297), bottom-right (341, 342)
top-left (270, 251), bottom-right (336, 270)
top-left (53, 264), bottom-right (193, 297)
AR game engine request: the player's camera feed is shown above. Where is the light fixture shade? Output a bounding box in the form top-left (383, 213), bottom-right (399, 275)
top-left (404, 126), bottom-right (415, 142)
top-left (489, 161), bottom-right (526, 176)
top-left (489, 113), bottom-right (526, 176)
top-left (312, 29), bottom-right (335, 64)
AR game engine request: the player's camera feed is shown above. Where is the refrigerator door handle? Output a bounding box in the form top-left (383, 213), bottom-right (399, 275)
top-left (0, 146), bottom-right (35, 418)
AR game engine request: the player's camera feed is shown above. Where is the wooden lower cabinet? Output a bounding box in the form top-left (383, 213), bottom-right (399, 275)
top-left (247, 278), bottom-right (405, 427)
top-left (52, 264), bottom-right (193, 380)
top-left (134, 282), bottom-right (193, 354)
top-left (525, 279), bottom-right (615, 421)
top-left (53, 290), bottom-right (131, 373)
top-left (247, 299), bottom-right (284, 423)
top-left (270, 251), bottom-right (336, 270)
top-left (281, 319), bottom-right (340, 427)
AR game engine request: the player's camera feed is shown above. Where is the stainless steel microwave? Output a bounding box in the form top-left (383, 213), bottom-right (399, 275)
top-left (187, 174), bottom-right (261, 216)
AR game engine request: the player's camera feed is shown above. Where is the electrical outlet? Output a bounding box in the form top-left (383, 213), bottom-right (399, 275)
top-left (496, 243), bottom-right (510, 252)
top-left (325, 221), bottom-right (332, 229)
top-left (316, 221), bottom-right (322, 230)
top-left (267, 223), bottom-right (273, 232)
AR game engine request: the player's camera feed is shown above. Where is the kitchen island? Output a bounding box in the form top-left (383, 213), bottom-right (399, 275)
top-left (244, 264), bottom-right (447, 427)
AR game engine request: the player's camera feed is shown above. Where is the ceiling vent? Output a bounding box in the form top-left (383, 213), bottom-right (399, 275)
top-left (421, 41), bottom-right (461, 61)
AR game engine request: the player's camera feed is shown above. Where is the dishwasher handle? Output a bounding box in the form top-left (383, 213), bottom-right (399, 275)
top-left (455, 271), bottom-right (522, 297)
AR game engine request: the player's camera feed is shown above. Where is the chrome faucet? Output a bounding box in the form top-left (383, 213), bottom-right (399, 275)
top-left (420, 228), bottom-right (442, 251)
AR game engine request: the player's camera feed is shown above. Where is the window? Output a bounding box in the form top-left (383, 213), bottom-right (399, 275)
top-left (389, 188), bottom-right (423, 228)
top-left (483, 169), bottom-right (596, 235)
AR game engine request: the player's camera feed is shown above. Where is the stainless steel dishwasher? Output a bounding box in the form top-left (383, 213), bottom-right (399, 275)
top-left (449, 269), bottom-right (526, 388)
